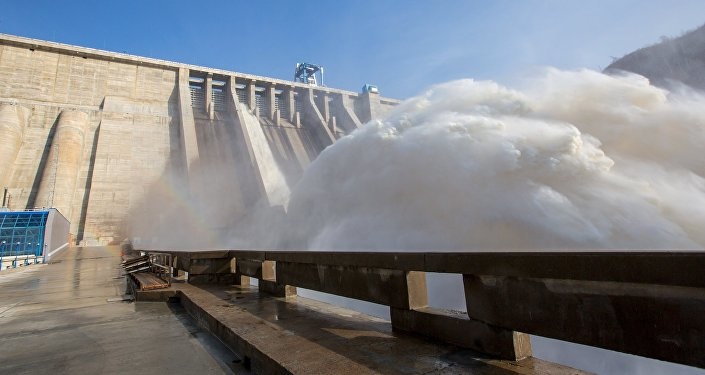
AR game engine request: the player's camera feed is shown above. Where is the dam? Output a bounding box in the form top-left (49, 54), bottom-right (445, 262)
top-left (0, 33), bottom-right (398, 246)
top-left (1, 33), bottom-right (705, 374)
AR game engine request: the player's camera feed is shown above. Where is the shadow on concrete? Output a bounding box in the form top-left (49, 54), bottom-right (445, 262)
top-left (76, 124), bottom-right (101, 243)
top-left (26, 114), bottom-right (60, 209)
top-left (166, 301), bottom-right (251, 374)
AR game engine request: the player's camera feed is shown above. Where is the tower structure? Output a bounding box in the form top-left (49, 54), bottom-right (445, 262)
top-left (294, 62), bottom-right (323, 86)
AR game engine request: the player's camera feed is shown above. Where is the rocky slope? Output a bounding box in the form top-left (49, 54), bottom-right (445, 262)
top-left (606, 24), bottom-right (705, 90)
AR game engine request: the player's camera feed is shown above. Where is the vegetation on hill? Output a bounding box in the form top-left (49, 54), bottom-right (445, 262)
top-left (606, 24), bottom-right (705, 90)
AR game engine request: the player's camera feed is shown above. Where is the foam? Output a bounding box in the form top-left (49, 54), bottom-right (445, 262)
top-left (284, 69), bottom-right (705, 251)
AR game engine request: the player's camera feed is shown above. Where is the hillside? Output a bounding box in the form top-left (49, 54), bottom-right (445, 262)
top-left (605, 24), bottom-right (705, 90)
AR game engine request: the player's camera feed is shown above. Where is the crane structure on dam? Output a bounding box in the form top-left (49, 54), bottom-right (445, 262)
top-left (294, 62), bottom-right (323, 86)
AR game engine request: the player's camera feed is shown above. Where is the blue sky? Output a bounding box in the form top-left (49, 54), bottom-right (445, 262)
top-left (2, 1), bottom-right (704, 98)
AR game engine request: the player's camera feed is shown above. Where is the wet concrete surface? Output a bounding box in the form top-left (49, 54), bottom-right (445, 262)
top-left (0, 246), bottom-right (247, 375)
top-left (0, 245), bottom-right (587, 374)
top-left (165, 281), bottom-right (589, 374)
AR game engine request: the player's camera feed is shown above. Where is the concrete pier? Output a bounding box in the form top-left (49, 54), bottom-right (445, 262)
top-left (35, 110), bottom-right (89, 217)
top-left (0, 103), bottom-right (25, 189)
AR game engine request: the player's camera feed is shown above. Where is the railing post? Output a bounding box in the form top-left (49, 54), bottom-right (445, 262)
top-left (390, 271), bottom-right (427, 330)
top-left (259, 260), bottom-right (296, 298)
top-left (230, 258), bottom-right (250, 286)
top-left (405, 271), bottom-right (428, 309)
top-left (392, 272), bottom-right (532, 361)
top-left (462, 274), bottom-right (532, 360)
top-left (171, 255), bottom-right (179, 277)
top-left (178, 252), bottom-right (236, 284)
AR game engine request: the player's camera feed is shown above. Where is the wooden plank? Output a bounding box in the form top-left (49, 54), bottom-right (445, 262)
top-left (132, 272), bottom-right (169, 291)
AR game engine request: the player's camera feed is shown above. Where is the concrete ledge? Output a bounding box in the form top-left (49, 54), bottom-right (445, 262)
top-left (276, 261), bottom-right (416, 309)
top-left (236, 259), bottom-right (264, 278)
top-left (263, 251), bottom-right (426, 270)
top-left (152, 250), bottom-right (705, 288)
top-left (229, 250), bottom-right (267, 260)
top-left (258, 279), bottom-right (297, 298)
top-left (134, 289), bottom-right (179, 302)
top-left (143, 249), bottom-right (705, 369)
top-left (173, 252), bottom-right (232, 275)
top-left (188, 273), bottom-right (238, 285)
top-left (430, 252), bottom-right (705, 288)
top-left (136, 283), bottom-right (587, 374)
top-left (390, 307), bottom-right (531, 360)
top-left (464, 275), bottom-right (705, 369)
top-left (177, 289), bottom-right (290, 374)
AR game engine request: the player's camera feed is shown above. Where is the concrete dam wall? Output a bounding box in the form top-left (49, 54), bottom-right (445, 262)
top-left (0, 33), bottom-right (399, 245)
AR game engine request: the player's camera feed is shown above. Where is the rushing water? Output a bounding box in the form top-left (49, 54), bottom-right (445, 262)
top-left (283, 68), bottom-right (705, 374)
top-left (283, 69), bottom-right (705, 251)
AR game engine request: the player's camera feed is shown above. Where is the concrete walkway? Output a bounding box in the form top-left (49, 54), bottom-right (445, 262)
top-left (0, 245), bottom-right (586, 374)
top-left (0, 246), bottom-right (246, 374)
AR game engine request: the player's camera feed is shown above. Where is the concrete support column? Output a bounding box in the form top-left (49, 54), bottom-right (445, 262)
top-left (331, 93), bottom-right (363, 132)
top-left (228, 76), bottom-right (241, 108)
top-left (390, 271), bottom-right (532, 361)
top-left (172, 256), bottom-right (180, 277)
top-left (180, 253), bottom-right (237, 285)
top-left (285, 86), bottom-right (296, 123)
top-left (259, 261), bottom-right (296, 297)
top-left (315, 91), bottom-right (330, 123)
top-left (236, 259), bottom-right (295, 297)
top-left (230, 258), bottom-right (251, 286)
top-left (276, 262), bottom-right (421, 308)
top-left (267, 83), bottom-right (276, 120)
top-left (205, 73), bottom-right (214, 119)
top-left (462, 273), bottom-right (705, 367)
top-left (298, 87), bottom-right (334, 147)
top-left (176, 68), bottom-right (200, 189)
top-left (405, 271), bottom-right (429, 309)
top-left (247, 80), bottom-right (257, 112)
top-left (0, 104), bottom-right (26, 189)
top-left (358, 91), bottom-right (380, 123)
top-left (36, 110), bottom-right (89, 223)
top-left (460, 274), bottom-right (533, 359)
top-left (329, 116), bottom-right (337, 137)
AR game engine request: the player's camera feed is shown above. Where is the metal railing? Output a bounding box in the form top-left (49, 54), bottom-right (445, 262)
top-left (148, 252), bottom-right (173, 285)
top-left (0, 253), bottom-right (43, 270)
top-left (124, 252), bottom-right (172, 283)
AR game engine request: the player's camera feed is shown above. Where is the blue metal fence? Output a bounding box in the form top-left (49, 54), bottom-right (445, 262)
top-left (0, 210), bottom-right (49, 268)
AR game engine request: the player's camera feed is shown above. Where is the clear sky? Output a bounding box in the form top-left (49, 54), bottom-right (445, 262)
top-left (2, 1), bottom-right (704, 98)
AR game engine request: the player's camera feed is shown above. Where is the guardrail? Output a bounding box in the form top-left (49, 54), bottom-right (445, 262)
top-left (0, 253), bottom-right (43, 270)
top-left (139, 249), bottom-right (705, 369)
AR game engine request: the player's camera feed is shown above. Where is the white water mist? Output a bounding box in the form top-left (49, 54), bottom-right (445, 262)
top-left (283, 69), bottom-right (705, 251)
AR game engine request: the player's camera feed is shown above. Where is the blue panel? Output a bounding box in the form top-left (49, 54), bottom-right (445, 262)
top-left (0, 210), bottom-right (49, 259)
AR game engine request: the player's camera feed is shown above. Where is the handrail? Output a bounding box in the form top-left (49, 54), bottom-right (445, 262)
top-left (144, 249), bottom-right (705, 287)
